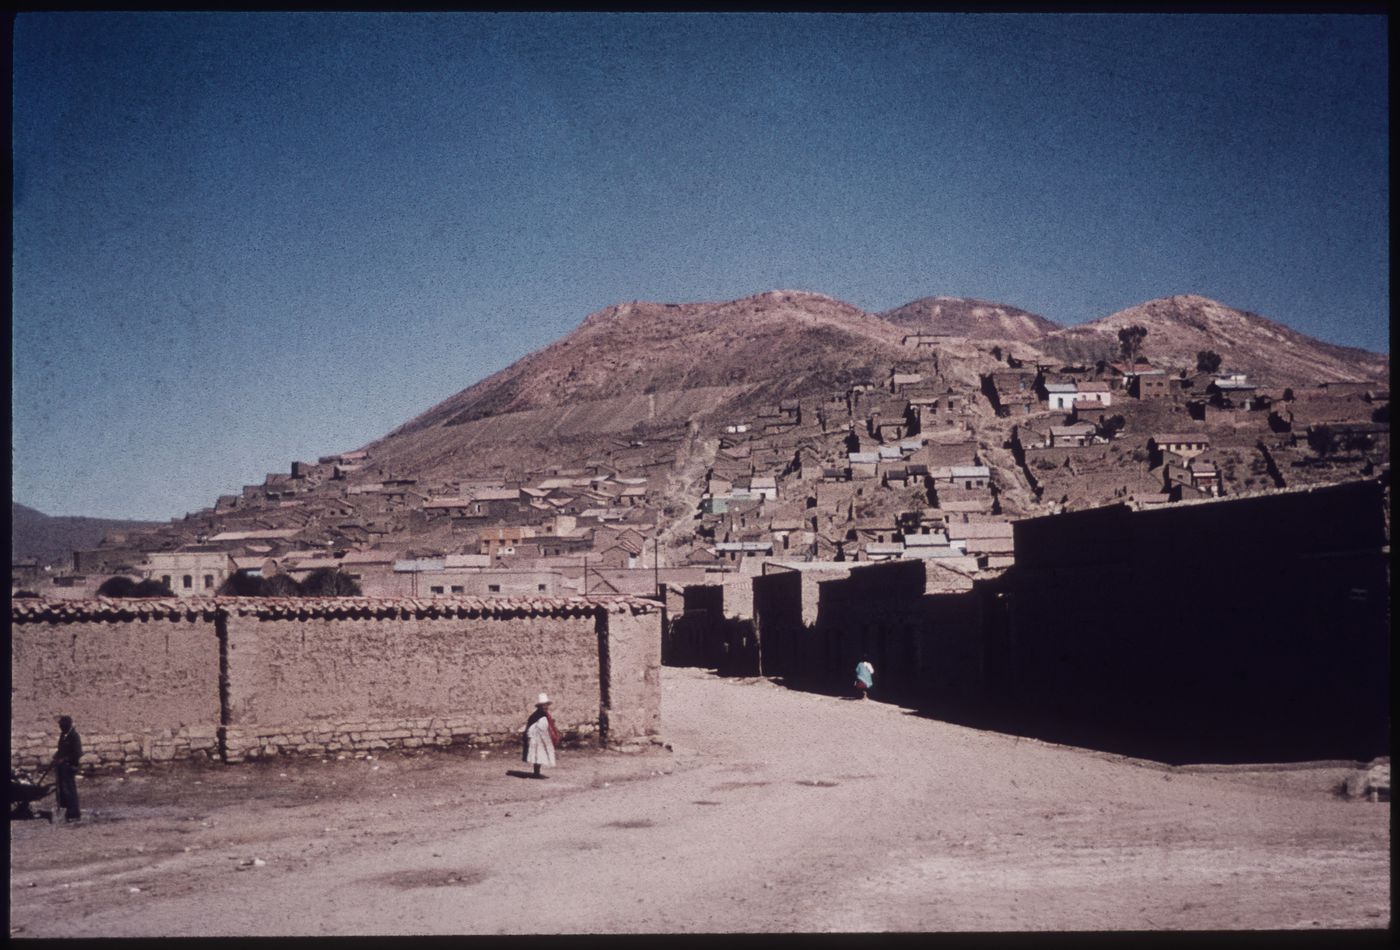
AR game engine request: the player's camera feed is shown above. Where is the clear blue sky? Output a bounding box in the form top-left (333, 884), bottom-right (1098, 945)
top-left (12, 12), bottom-right (1389, 520)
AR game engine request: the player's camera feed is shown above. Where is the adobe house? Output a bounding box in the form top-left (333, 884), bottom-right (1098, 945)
top-left (1074, 380), bottom-right (1112, 407)
top-left (982, 371), bottom-right (1038, 416)
top-left (1049, 423), bottom-right (1097, 448)
top-left (1133, 372), bottom-right (1173, 399)
top-left (1071, 400), bottom-right (1109, 426)
top-left (1148, 432), bottom-right (1210, 466)
top-left (143, 549), bottom-right (235, 596)
top-left (1044, 382), bottom-right (1079, 411)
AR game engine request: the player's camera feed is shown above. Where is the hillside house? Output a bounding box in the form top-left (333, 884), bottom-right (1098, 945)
top-left (1133, 372), bottom-right (1173, 399)
top-left (890, 371), bottom-right (923, 393)
top-left (1050, 423), bottom-right (1098, 448)
top-left (864, 542), bottom-right (906, 562)
top-left (1208, 376), bottom-right (1261, 410)
top-left (848, 452), bottom-right (879, 479)
top-left (1105, 360), bottom-right (1161, 391)
top-left (930, 465), bottom-right (991, 492)
top-left (901, 531), bottom-right (951, 554)
top-left (1149, 433), bottom-right (1210, 464)
top-left (883, 463), bottom-right (929, 489)
top-left (898, 508), bottom-right (946, 534)
top-left (873, 415), bottom-right (910, 442)
top-left (477, 525), bottom-right (537, 558)
top-left (1044, 382), bottom-right (1079, 411)
top-left (1072, 400), bottom-right (1110, 426)
top-left (1165, 458), bottom-right (1222, 501)
top-left (985, 371), bottom-right (1038, 416)
top-left (1075, 380), bottom-right (1112, 407)
top-left (769, 517), bottom-right (806, 553)
top-left (938, 497), bottom-right (997, 522)
top-left (715, 540), bottom-right (773, 563)
top-left (945, 521), bottom-right (1014, 556)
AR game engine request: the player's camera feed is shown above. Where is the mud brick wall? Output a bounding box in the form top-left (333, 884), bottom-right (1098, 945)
top-left (9, 603), bottom-right (222, 771)
top-left (600, 606), bottom-right (662, 745)
top-left (11, 596), bottom-right (663, 771)
top-left (221, 605), bottom-right (604, 762)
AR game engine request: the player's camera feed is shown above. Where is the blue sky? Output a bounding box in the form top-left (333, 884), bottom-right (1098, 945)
top-left (12, 12), bottom-right (1389, 520)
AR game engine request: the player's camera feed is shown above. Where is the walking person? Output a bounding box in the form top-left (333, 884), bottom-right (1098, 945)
top-left (854, 657), bottom-right (875, 700)
top-left (52, 715), bottom-right (82, 823)
top-left (522, 693), bottom-right (560, 779)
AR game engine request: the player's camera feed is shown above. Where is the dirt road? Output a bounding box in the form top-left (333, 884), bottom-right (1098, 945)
top-left (8, 668), bottom-right (1389, 935)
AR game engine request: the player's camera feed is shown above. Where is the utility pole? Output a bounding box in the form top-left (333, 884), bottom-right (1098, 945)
top-left (653, 535), bottom-right (660, 601)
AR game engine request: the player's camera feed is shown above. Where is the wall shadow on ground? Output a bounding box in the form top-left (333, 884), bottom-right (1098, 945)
top-left (746, 479), bottom-right (1390, 767)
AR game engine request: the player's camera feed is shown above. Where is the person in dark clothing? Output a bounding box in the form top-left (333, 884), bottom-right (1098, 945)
top-left (52, 716), bottom-right (82, 822)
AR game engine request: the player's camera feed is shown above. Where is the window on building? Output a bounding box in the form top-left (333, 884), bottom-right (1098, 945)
top-left (488, 584), bottom-right (501, 593)
top-left (451, 585), bottom-right (464, 594)
top-left (203, 575), bottom-right (214, 589)
top-left (537, 584), bottom-right (546, 592)
top-left (430, 585), bottom-right (444, 594)
top-left (183, 575), bottom-right (193, 589)
top-left (162, 575), bottom-right (172, 588)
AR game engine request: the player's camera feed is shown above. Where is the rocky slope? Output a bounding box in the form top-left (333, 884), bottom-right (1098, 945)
top-left (879, 296), bottom-right (1060, 342)
top-left (1034, 294), bottom-right (1389, 383)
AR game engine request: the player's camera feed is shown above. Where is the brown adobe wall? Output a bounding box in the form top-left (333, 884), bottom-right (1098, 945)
top-left (221, 607), bottom-right (604, 762)
top-left (598, 607), bottom-right (663, 747)
top-left (11, 596), bottom-right (663, 772)
top-left (9, 604), bottom-right (222, 771)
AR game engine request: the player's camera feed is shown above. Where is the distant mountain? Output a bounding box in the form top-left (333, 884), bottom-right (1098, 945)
top-left (879, 296), bottom-right (1060, 343)
top-left (1033, 295), bottom-right (1389, 383)
top-left (10, 503), bottom-right (159, 567)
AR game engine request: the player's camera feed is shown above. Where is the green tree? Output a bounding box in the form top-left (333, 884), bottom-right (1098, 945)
top-left (297, 567), bottom-right (362, 596)
top-left (1195, 350), bottom-right (1222, 374)
top-left (96, 576), bottom-right (137, 597)
top-left (1100, 414), bottom-right (1127, 440)
top-left (217, 573), bottom-right (265, 596)
top-left (97, 576), bottom-right (174, 597)
top-left (1306, 424), bottom-right (1334, 458)
top-left (262, 573), bottom-right (302, 597)
top-left (1117, 325), bottom-right (1148, 364)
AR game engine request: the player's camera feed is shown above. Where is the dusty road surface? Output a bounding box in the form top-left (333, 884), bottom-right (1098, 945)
top-left (8, 668), bottom-right (1389, 936)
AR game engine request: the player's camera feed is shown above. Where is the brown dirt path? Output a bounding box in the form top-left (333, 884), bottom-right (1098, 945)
top-left (8, 667), bottom-right (1389, 935)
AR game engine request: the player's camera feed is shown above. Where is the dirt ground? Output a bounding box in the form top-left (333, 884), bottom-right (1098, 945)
top-left (8, 667), bottom-right (1390, 936)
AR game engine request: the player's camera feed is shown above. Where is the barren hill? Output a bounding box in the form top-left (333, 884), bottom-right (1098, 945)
top-left (370, 290), bottom-right (921, 480)
top-left (1034, 295), bottom-right (1389, 383)
top-left (10, 503), bottom-right (159, 566)
top-left (40, 288), bottom-right (1389, 579)
top-left (879, 296), bottom-right (1060, 343)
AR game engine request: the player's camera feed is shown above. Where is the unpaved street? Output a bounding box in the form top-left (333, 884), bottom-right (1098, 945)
top-left (8, 668), bottom-right (1389, 935)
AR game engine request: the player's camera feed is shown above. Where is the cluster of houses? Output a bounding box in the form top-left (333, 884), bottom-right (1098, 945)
top-left (690, 366), bottom-right (1013, 576)
top-left (992, 351), bottom-right (1390, 508)
top-left (19, 344), bottom-right (1388, 600)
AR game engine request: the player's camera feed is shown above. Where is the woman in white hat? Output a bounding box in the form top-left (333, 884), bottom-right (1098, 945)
top-left (522, 692), bottom-right (560, 779)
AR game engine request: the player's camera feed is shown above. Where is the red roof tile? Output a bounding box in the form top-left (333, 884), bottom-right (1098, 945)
top-left (11, 594), bottom-right (660, 624)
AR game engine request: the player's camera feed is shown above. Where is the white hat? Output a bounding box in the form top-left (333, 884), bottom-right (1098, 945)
top-left (536, 693), bottom-right (551, 705)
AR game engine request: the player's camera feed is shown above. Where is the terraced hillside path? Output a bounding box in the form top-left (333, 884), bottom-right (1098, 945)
top-left (8, 668), bottom-right (1389, 935)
